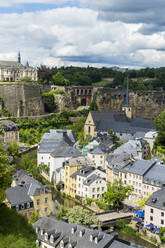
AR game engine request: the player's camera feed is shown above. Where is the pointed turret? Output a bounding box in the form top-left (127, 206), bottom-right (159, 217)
top-left (18, 51), bottom-right (21, 64)
top-left (125, 79), bottom-right (129, 107)
top-left (26, 61), bottom-right (29, 67)
top-left (122, 78), bottom-right (132, 119)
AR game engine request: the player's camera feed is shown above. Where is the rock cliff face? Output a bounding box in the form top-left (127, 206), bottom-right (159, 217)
top-left (0, 83), bottom-right (164, 119)
top-left (0, 82), bottom-right (44, 117)
top-left (53, 93), bottom-right (73, 112)
top-left (94, 88), bottom-right (165, 119)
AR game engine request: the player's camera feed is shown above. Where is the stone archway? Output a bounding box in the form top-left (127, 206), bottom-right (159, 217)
top-left (81, 98), bottom-right (86, 106)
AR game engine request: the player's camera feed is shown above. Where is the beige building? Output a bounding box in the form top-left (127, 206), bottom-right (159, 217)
top-left (145, 187), bottom-right (165, 228)
top-left (64, 157), bottom-right (85, 198)
top-left (64, 156), bottom-right (94, 198)
top-left (0, 53), bottom-right (38, 82)
top-left (87, 146), bottom-right (107, 169)
top-left (5, 186), bottom-right (34, 219)
top-left (119, 159), bottom-right (165, 202)
top-left (0, 120), bottom-right (19, 143)
top-left (11, 170), bottom-right (52, 217)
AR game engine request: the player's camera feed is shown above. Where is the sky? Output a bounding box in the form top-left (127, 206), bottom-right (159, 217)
top-left (0, 0), bottom-right (165, 68)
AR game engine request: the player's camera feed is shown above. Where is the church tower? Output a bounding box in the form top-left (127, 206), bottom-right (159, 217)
top-left (18, 51), bottom-right (21, 64)
top-left (122, 79), bottom-right (132, 119)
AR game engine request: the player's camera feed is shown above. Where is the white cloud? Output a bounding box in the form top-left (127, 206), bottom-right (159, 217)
top-left (90, 0), bottom-right (165, 34)
top-left (0, 0), bottom-right (74, 7)
top-left (0, 7), bottom-right (165, 68)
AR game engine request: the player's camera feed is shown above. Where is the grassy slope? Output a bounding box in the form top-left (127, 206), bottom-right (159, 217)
top-left (0, 205), bottom-right (37, 248)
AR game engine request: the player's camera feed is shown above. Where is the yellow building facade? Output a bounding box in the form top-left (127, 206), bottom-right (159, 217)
top-left (64, 157), bottom-right (90, 198)
top-left (84, 112), bottom-right (96, 138)
top-left (30, 188), bottom-right (52, 217)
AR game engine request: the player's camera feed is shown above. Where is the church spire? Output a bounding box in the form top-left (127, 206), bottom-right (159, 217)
top-left (122, 78), bottom-right (132, 119)
top-left (18, 51), bottom-right (21, 64)
top-left (125, 78), bottom-right (130, 107)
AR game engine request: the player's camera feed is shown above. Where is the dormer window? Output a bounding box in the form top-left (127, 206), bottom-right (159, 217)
top-left (21, 204), bottom-right (24, 210)
top-left (44, 233), bottom-right (48, 241)
top-left (60, 240), bottom-right (64, 248)
top-left (79, 229), bottom-right (85, 237)
top-left (50, 234), bottom-right (54, 244)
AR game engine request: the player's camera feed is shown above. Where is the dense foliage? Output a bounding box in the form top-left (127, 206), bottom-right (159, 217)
top-left (0, 144), bottom-right (12, 203)
top-left (38, 65), bottom-right (165, 90)
top-left (104, 179), bottom-right (133, 208)
top-left (0, 205), bottom-right (37, 248)
top-left (10, 109), bottom-right (89, 145)
top-left (154, 110), bottom-right (165, 147)
top-left (56, 206), bottom-right (100, 227)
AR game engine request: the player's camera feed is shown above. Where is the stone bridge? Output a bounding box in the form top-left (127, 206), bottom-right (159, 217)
top-left (96, 211), bottom-right (134, 227)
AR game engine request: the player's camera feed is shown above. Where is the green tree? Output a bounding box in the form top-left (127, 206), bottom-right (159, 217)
top-left (108, 129), bottom-right (122, 148)
top-left (0, 145), bottom-right (12, 203)
top-left (28, 212), bottom-right (40, 225)
top-left (52, 72), bottom-right (70, 85)
top-left (154, 110), bottom-right (165, 146)
top-left (66, 206), bottom-right (100, 227)
top-left (104, 179), bottom-right (133, 208)
top-left (55, 206), bottom-right (68, 220)
top-left (21, 77), bottom-right (32, 82)
top-left (7, 141), bottom-right (20, 160)
top-left (136, 196), bottom-right (149, 207)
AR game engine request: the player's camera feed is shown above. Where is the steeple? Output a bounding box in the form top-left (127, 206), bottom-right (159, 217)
top-left (26, 61), bottom-right (29, 67)
top-left (122, 78), bottom-right (132, 119)
top-left (18, 51), bottom-right (21, 64)
top-left (125, 79), bottom-right (130, 107)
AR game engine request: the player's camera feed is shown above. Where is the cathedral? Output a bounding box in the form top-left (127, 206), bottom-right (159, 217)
top-left (0, 52), bottom-right (38, 82)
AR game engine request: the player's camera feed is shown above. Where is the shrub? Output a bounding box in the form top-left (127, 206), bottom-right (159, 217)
top-left (159, 227), bottom-right (165, 243)
top-left (95, 200), bottom-right (109, 211)
top-left (86, 197), bottom-right (93, 205)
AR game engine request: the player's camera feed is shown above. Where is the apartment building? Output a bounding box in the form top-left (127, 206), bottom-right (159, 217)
top-left (64, 157), bottom-right (93, 198)
top-left (0, 119), bottom-right (19, 143)
top-left (119, 159), bottom-right (165, 201)
top-left (87, 146), bottom-right (107, 169)
top-left (145, 186), bottom-right (165, 228)
top-left (8, 170), bottom-right (52, 217)
top-left (74, 166), bottom-right (106, 199)
top-left (33, 216), bottom-right (138, 248)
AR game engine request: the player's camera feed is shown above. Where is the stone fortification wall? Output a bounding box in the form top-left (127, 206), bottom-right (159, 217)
top-left (0, 82), bottom-right (44, 117)
top-left (130, 91), bottom-right (165, 119)
top-left (94, 87), bottom-right (165, 119)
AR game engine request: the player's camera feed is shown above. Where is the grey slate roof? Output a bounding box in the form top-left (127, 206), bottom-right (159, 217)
top-left (71, 166), bottom-right (95, 178)
top-left (51, 146), bottom-right (81, 158)
top-left (33, 217), bottom-right (141, 248)
top-left (91, 111), bottom-right (155, 135)
top-left (145, 187), bottom-right (165, 210)
top-left (143, 162), bottom-right (165, 187)
top-left (66, 156), bottom-right (93, 167)
top-left (0, 61), bottom-right (23, 68)
top-left (127, 159), bottom-right (156, 176)
top-left (113, 139), bottom-right (146, 158)
top-left (13, 170), bottom-right (51, 196)
top-left (38, 129), bottom-right (77, 153)
top-left (91, 111), bottom-right (128, 124)
top-left (6, 186), bottom-right (32, 206)
top-left (0, 120), bottom-right (18, 131)
top-left (106, 153), bottom-right (132, 173)
top-left (83, 174), bottom-right (105, 186)
top-left (88, 146), bottom-right (104, 154)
